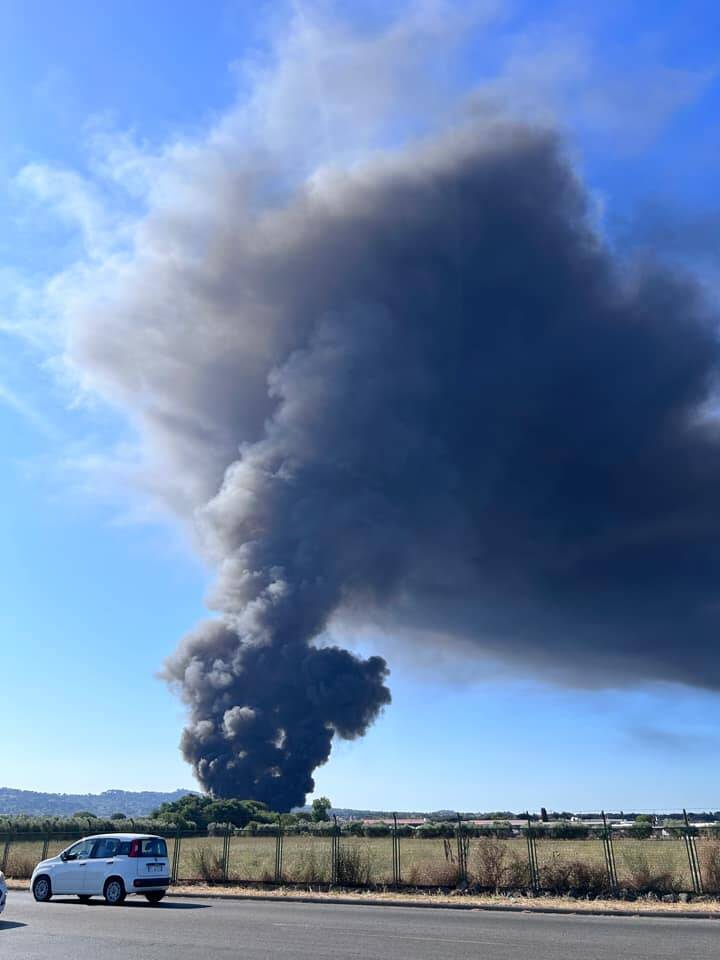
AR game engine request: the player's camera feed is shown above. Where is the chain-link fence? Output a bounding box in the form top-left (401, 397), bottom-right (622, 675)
top-left (3, 812), bottom-right (719, 895)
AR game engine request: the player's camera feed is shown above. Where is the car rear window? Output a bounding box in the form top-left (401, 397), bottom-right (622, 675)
top-left (138, 838), bottom-right (167, 858)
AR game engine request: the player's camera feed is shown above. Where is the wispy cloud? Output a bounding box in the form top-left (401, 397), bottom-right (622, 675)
top-left (0, 378), bottom-right (58, 439)
top-left (624, 723), bottom-right (720, 756)
top-left (471, 28), bottom-right (716, 151)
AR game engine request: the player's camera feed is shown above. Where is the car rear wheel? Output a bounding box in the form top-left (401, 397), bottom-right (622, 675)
top-left (33, 876), bottom-right (52, 902)
top-left (78, 894), bottom-right (92, 903)
top-left (103, 878), bottom-right (126, 905)
top-left (144, 891), bottom-right (166, 904)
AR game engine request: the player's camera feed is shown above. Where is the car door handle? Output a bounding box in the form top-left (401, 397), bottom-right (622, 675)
top-left (79, 863), bottom-right (87, 867)
top-left (105, 860), bottom-right (114, 864)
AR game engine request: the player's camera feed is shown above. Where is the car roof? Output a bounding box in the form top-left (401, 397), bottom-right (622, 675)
top-left (80, 833), bottom-right (164, 841)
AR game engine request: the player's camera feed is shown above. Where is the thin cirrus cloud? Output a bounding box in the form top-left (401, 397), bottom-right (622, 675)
top-left (0, 376), bottom-right (58, 439)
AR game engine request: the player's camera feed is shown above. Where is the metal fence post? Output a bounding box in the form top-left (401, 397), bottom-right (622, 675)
top-left (683, 810), bottom-right (703, 894)
top-left (171, 831), bottom-right (182, 884)
top-left (392, 813), bottom-right (401, 886)
top-left (455, 814), bottom-right (468, 883)
top-left (41, 836), bottom-right (50, 862)
top-left (525, 815), bottom-right (539, 894)
top-left (222, 825), bottom-right (230, 884)
top-left (601, 811), bottom-right (618, 893)
top-left (331, 815), bottom-right (340, 885)
top-left (275, 817), bottom-right (284, 883)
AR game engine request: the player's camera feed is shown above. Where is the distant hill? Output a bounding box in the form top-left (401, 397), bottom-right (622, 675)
top-left (0, 787), bottom-right (195, 817)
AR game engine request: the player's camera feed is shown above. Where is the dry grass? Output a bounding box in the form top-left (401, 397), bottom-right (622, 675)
top-left (470, 839), bottom-right (530, 891)
top-left (4, 850), bottom-right (36, 880)
top-left (699, 840), bottom-right (720, 893)
top-left (614, 839), bottom-right (690, 890)
top-left (190, 846), bottom-right (226, 883)
top-left (0, 835), bottom-right (700, 896)
top-left (166, 884), bottom-right (720, 914)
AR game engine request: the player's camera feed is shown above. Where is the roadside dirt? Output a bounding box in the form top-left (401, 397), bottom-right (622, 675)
top-left (8, 878), bottom-right (720, 917)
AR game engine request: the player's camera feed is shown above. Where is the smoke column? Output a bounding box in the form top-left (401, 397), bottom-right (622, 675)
top-left (156, 126), bottom-right (720, 805)
top-left (35, 12), bottom-right (720, 807)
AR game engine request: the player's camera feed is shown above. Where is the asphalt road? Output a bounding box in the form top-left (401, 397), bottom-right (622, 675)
top-left (1, 890), bottom-right (719, 959)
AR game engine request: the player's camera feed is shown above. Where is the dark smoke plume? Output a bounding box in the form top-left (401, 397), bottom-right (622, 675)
top-left (164, 622), bottom-right (389, 809)
top-left (53, 103), bottom-right (720, 805)
top-left (155, 125), bottom-right (720, 804)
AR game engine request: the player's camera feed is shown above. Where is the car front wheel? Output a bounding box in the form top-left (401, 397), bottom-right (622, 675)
top-left (33, 876), bottom-right (52, 902)
top-left (103, 878), bottom-right (126, 905)
top-left (145, 891), bottom-right (166, 904)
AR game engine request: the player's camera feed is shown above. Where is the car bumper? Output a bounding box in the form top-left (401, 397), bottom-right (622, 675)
top-left (133, 877), bottom-right (170, 889)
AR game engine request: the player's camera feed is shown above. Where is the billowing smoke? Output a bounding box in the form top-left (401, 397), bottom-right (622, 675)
top-left (164, 623), bottom-right (389, 808)
top-left (28, 12), bottom-right (720, 806)
top-left (156, 126), bottom-right (720, 803)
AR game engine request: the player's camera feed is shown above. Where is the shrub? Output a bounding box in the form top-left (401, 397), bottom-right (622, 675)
top-left (621, 848), bottom-right (677, 893)
top-left (404, 860), bottom-right (461, 887)
top-left (343, 821), bottom-right (365, 837)
top-left (248, 822), bottom-right (279, 836)
top-left (539, 855), bottom-right (610, 896)
top-left (363, 824), bottom-right (391, 838)
top-left (335, 845), bottom-right (374, 886)
top-left (415, 822), bottom-right (455, 839)
top-left (504, 852), bottom-right (532, 889)
top-left (531, 824), bottom-right (591, 840)
top-left (190, 846), bottom-right (225, 883)
top-left (699, 840), bottom-right (720, 893)
top-left (289, 845), bottom-right (330, 884)
top-left (472, 839), bottom-right (508, 891)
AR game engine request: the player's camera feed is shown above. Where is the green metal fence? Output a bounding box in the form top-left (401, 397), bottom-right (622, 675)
top-left (2, 816), bottom-right (719, 895)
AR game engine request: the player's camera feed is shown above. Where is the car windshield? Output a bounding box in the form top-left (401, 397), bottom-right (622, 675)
top-left (64, 839), bottom-right (94, 861)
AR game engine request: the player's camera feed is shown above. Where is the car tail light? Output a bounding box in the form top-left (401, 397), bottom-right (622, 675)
top-left (129, 840), bottom-right (140, 858)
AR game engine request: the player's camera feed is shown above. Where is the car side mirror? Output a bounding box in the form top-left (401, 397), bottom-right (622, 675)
top-left (61, 852), bottom-right (69, 861)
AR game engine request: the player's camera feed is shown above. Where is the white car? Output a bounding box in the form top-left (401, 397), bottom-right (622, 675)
top-left (31, 833), bottom-right (170, 905)
top-left (0, 869), bottom-right (6, 915)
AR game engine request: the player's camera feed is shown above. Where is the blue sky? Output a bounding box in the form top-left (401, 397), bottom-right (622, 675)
top-left (2, 0), bottom-right (720, 811)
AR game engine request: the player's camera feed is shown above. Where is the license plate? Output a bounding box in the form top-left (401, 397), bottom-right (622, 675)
top-left (148, 864), bottom-right (163, 873)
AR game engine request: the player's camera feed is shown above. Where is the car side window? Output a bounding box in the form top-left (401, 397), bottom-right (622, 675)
top-left (91, 838), bottom-right (121, 859)
top-left (64, 839), bottom-right (94, 861)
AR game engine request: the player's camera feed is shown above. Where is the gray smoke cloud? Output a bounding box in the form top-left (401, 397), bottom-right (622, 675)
top-left (25, 10), bottom-right (720, 806)
top-left (158, 125), bottom-right (720, 804)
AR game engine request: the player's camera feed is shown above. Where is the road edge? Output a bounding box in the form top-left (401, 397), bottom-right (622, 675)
top-left (167, 889), bottom-right (720, 921)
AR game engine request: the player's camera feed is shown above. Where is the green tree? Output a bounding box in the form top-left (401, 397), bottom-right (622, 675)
top-left (311, 797), bottom-right (332, 822)
top-left (151, 794), bottom-right (275, 830)
top-left (206, 798), bottom-right (272, 829)
top-left (631, 815), bottom-right (653, 839)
